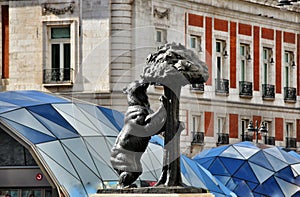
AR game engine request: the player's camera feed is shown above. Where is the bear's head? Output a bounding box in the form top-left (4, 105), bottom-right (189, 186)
top-left (123, 81), bottom-right (149, 108)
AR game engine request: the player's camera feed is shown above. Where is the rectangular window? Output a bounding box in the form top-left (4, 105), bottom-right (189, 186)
top-left (190, 35), bottom-right (202, 52)
top-left (156, 29), bottom-right (167, 44)
top-left (263, 47), bottom-right (272, 85)
top-left (192, 115), bottom-right (201, 132)
top-left (286, 122), bottom-right (293, 137)
top-left (46, 26), bottom-right (71, 83)
top-left (217, 117), bottom-right (226, 133)
top-left (284, 51), bottom-right (293, 88)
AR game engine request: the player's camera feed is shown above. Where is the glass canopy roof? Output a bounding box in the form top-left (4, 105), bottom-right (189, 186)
top-left (0, 91), bottom-right (163, 197)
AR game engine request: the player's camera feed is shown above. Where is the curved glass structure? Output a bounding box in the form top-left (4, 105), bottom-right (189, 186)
top-left (194, 141), bottom-right (300, 197)
top-left (0, 90), bottom-right (163, 197)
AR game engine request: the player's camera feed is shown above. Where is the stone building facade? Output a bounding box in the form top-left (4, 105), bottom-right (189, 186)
top-left (0, 0), bottom-right (299, 156)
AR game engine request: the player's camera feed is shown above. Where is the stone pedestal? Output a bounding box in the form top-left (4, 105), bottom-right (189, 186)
top-left (91, 187), bottom-right (214, 197)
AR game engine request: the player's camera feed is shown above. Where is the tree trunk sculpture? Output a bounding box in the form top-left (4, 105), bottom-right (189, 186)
top-left (140, 43), bottom-right (209, 186)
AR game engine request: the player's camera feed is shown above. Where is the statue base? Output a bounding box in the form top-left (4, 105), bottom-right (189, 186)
top-left (92, 186), bottom-right (214, 197)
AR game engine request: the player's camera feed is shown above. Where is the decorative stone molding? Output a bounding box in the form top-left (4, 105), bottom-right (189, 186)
top-left (153, 7), bottom-right (170, 19)
top-left (42, 2), bottom-right (74, 15)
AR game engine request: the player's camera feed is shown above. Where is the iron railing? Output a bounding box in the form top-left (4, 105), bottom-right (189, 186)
top-left (264, 136), bottom-right (275, 145)
top-left (284, 87), bottom-right (296, 102)
top-left (242, 133), bottom-right (253, 142)
top-left (191, 131), bottom-right (204, 145)
top-left (239, 81), bottom-right (253, 97)
top-left (215, 78), bottom-right (229, 95)
top-left (43, 68), bottom-right (73, 84)
top-left (217, 133), bottom-right (229, 146)
top-left (286, 137), bottom-right (297, 149)
top-left (262, 84), bottom-right (275, 100)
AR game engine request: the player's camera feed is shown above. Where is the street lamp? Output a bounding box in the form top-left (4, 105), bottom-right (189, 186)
top-left (247, 120), bottom-right (268, 143)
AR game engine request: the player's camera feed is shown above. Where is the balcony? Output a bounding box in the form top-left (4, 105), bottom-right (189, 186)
top-left (284, 87), bottom-right (296, 102)
top-left (190, 83), bottom-right (204, 92)
top-left (43, 68), bottom-right (74, 85)
top-left (262, 84), bottom-right (275, 100)
top-left (239, 81), bottom-right (252, 98)
top-left (191, 131), bottom-right (204, 145)
top-left (264, 136), bottom-right (275, 145)
top-left (216, 133), bottom-right (229, 146)
top-left (286, 137), bottom-right (297, 149)
top-left (215, 78), bottom-right (229, 95)
top-left (242, 133), bottom-right (253, 142)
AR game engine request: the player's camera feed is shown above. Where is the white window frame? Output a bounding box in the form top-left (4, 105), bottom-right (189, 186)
top-left (284, 51), bottom-right (294, 88)
top-left (155, 28), bottom-right (167, 44)
top-left (189, 35), bottom-right (202, 53)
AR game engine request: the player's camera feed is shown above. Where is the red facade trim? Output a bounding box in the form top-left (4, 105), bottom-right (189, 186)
top-left (188, 13), bottom-right (204, 27)
top-left (205, 17), bottom-right (212, 85)
top-left (253, 116), bottom-right (262, 140)
top-left (205, 111), bottom-right (214, 137)
top-left (230, 22), bottom-right (237, 88)
top-left (253, 26), bottom-right (260, 91)
top-left (238, 23), bottom-right (252, 36)
top-left (297, 119), bottom-right (300, 142)
top-left (214, 18), bottom-right (228, 32)
top-left (261, 28), bottom-right (274, 40)
top-left (275, 117), bottom-right (284, 141)
top-left (284, 32), bottom-right (296, 44)
top-left (229, 114), bottom-right (238, 138)
top-left (276, 30), bottom-right (282, 94)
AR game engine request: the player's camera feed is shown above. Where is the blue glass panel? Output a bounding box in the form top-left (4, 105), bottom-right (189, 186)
top-left (0, 100), bottom-right (19, 113)
top-left (264, 152), bottom-right (288, 171)
top-left (226, 178), bottom-right (237, 191)
top-left (204, 145), bottom-right (229, 157)
top-left (291, 164), bottom-right (300, 177)
top-left (275, 167), bottom-right (296, 183)
top-left (215, 175), bottom-right (231, 185)
top-left (18, 90), bottom-right (68, 103)
top-left (0, 108), bottom-right (56, 138)
top-left (247, 181), bottom-right (258, 190)
top-left (141, 143), bottom-right (163, 178)
top-left (62, 138), bottom-right (98, 174)
top-left (234, 162), bottom-right (258, 184)
top-left (28, 104), bottom-right (77, 134)
top-left (193, 148), bottom-right (211, 159)
top-left (31, 112), bottom-right (79, 139)
top-left (150, 135), bottom-right (164, 147)
top-left (275, 177), bottom-right (300, 197)
top-left (288, 151), bottom-right (300, 160)
top-left (38, 149), bottom-right (87, 197)
top-left (249, 151), bottom-right (274, 171)
top-left (280, 150), bottom-right (300, 164)
top-left (3, 119), bottom-right (56, 144)
top-left (194, 157), bottom-right (215, 169)
top-left (219, 157), bottom-right (244, 175)
top-left (234, 141), bottom-right (258, 149)
top-left (234, 146), bottom-right (259, 159)
top-left (264, 147), bottom-right (287, 163)
top-left (220, 146), bottom-right (244, 159)
top-left (254, 176), bottom-right (284, 196)
top-left (233, 179), bottom-right (253, 197)
top-left (98, 106), bottom-right (124, 131)
top-left (64, 147), bottom-right (102, 195)
top-left (209, 158), bottom-right (230, 176)
top-left (249, 162), bottom-right (273, 184)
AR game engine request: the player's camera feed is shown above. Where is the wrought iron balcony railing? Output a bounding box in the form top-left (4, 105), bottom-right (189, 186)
top-left (43, 68), bottom-right (74, 84)
top-left (239, 81), bottom-right (253, 97)
top-left (191, 83), bottom-right (204, 92)
top-left (191, 131), bottom-right (204, 145)
top-left (216, 133), bottom-right (229, 146)
top-left (286, 137), bottom-right (297, 149)
top-left (262, 84), bottom-right (275, 100)
top-left (264, 136), bottom-right (275, 145)
top-left (242, 133), bottom-right (253, 142)
top-left (215, 78), bottom-right (229, 95)
top-left (284, 87), bottom-right (296, 102)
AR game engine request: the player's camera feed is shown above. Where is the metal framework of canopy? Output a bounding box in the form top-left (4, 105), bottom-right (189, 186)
top-left (0, 91), bottom-right (163, 197)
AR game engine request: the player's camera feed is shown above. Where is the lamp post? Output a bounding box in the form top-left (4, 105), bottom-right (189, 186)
top-left (247, 120), bottom-right (268, 143)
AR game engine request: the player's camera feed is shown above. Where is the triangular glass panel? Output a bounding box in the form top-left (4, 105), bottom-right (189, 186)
top-left (193, 148), bottom-right (211, 159)
top-left (247, 181), bottom-right (258, 190)
top-left (225, 178), bottom-right (237, 191)
top-left (38, 149), bottom-right (88, 197)
top-left (275, 177), bottom-right (300, 197)
top-left (249, 151), bottom-right (274, 171)
top-left (234, 145), bottom-right (259, 159)
top-left (220, 157), bottom-right (245, 175)
top-left (0, 108), bottom-right (56, 138)
top-left (249, 162), bottom-right (273, 184)
top-left (3, 119), bottom-right (56, 144)
top-left (31, 112), bottom-right (79, 139)
top-left (264, 152), bottom-right (288, 171)
top-left (53, 104), bottom-right (103, 137)
top-left (37, 141), bottom-right (79, 178)
top-left (275, 166), bottom-right (295, 183)
top-left (220, 146), bottom-right (244, 159)
top-left (264, 147), bottom-right (287, 163)
top-left (209, 158), bottom-right (230, 176)
top-left (194, 157), bottom-right (215, 169)
top-left (28, 104), bottom-right (77, 134)
top-left (254, 176), bottom-right (284, 197)
top-left (234, 162), bottom-right (258, 184)
top-left (233, 179), bottom-right (254, 197)
top-left (62, 138), bottom-right (98, 174)
top-left (215, 175), bottom-right (231, 186)
top-left (98, 106), bottom-right (124, 131)
top-left (291, 164), bottom-right (300, 177)
top-left (205, 145), bottom-right (229, 157)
